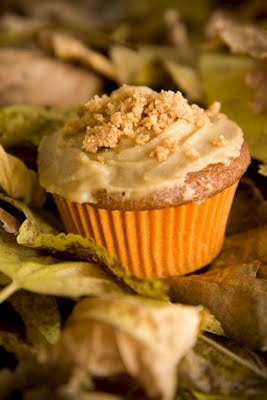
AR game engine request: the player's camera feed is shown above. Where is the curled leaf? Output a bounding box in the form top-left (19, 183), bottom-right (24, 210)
top-left (0, 145), bottom-right (45, 206)
top-left (206, 12), bottom-right (267, 59)
top-left (0, 220), bottom-right (124, 303)
top-left (0, 48), bottom-right (101, 107)
top-left (41, 32), bottom-right (120, 82)
top-left (169, 261), bottom-right (267, 350)
top-left (0, 208), bottom-right (20, 234)
top-left (57, 296), bottom-right (204, 400)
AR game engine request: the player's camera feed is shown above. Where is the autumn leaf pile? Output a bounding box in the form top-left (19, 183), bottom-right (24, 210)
top-left (0, 1), bottom-right (267, 399)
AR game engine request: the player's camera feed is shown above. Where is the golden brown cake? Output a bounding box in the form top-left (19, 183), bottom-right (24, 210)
top-left (38, 85), bottom-right (250, 278)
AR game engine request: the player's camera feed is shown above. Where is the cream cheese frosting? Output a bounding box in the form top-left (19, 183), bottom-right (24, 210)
top-left (38, 86), bottom-right (244, 204)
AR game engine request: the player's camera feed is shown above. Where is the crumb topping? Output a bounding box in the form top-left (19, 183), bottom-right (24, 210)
top-left (210, 134), bottom-right (226, 147)
top-left (62, 85), bottom-right (219, 161)
top-left (183, 148), bottom-right (200, 159)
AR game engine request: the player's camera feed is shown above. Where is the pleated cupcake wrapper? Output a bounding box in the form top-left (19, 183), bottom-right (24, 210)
top-left (54, 182), bottom-right (238, 278)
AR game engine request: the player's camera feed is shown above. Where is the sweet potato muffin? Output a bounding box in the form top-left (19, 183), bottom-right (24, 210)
top-left (38, 85), bottom-right (250, 278)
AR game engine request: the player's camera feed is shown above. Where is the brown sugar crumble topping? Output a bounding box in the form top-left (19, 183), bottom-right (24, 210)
top-left (62, 85), bottom-right (222, 161)
top-left (210, 134), bottom-right (226, 147)
top-left (183, 148), bottom-right (200, 159)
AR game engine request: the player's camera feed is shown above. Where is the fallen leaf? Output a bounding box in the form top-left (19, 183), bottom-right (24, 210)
top-left (227, 178), bottom-right (267, 235)
top-left (164, 60), bottom-right (203, 101)
top-left (0, 225), bottom-right (124, 303)
top-left (179, 335), bottom-right (267, 397)
top-left (9, 291), bottom-right (61, 347)
top-left (0, 104), bottom-right (72, 149)
top-left (214, 226), bottom-right (267, 266)
top-left (0, 193), bottom-right (168, 300)
top-left (0, 48), bottom-right (101, 107)
top-left (169, 261), bottom-right (267, 349)
top-left (0, 144), bottom-right (45, 206)
top-left (0, 208), bottom-right (20, 234)
top-left (110, 45), bottom-right (152, 84)
top-left (199, 52), bottom-right (267, 166)
top-left (17, 220), bottom-right (168, 300)
top-left (41, 32), bottom-right (119, 82)
top-left (0, 331), bottom-right (30, 354)
top-left (57, 296), bottom-right (204, 400)
top-left (259, 163), bottom-right (267, 177)
top-left (246, 60), bottom-right (267, 114)
top-left (206, 12), bottom-right (267, 59)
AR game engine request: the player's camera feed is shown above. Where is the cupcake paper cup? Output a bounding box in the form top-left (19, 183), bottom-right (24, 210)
top-left (54, 181), bottom-right (238, 278)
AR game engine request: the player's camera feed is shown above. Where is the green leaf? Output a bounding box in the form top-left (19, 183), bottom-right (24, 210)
top-left (0, 226), bottom-right (124, 303)
top-left (0, 144), bottom-right (45, 206)
top-left (199, 53), bottom-right (267, 165)
top-left (0, 105), bottom-right (72, 149)
top-left (8, 291), bottom-right (61, 347)
top-left (164, 60), bottom-right (203, 101)
top-left (0, 194), bottom-right (168, 300)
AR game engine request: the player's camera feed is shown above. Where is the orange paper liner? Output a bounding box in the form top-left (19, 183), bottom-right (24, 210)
top-left (54, 182), bottom-right (238, 278)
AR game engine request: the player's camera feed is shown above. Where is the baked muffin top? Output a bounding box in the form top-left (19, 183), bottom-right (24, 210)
top-left (38, 85), bottom-right (249, 209)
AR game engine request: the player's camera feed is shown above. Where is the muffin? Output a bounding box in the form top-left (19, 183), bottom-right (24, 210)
top-left (38, 85), bottom-right (250, 278)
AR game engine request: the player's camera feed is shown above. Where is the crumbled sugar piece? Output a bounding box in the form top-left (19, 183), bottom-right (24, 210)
top-left (61, 85), bottom-right (222, 161)
top-left (210, 134), bottom-right (226, 147)
top-left (150, 146), bottom-right (170, 162)
top-left (184, 148), bottom-right (200, 159)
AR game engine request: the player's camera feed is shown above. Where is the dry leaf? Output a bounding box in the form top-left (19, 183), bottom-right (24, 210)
top-left (246, 61), bottom-right (267, 114)
top-left (0, 194), bottom-right (168, 299)
top-left (169, 261), bottom-right (267, 349)
top-left (0, 225), bottom-right (124, 303)
top-left (227, 178), bottom-right (267, 235)
top-left (0, 208), bottom-right (20, 234)
top-left (179, 335), bottom-right (267, 396)
top-left (41, 32), bottom-right (119, 82)
top-left (0, 145), bottom-right (45, 206)
top-left (214, 226), bottom-right (267, 267)
top-left (206, 12), bottom-right (267, 59)
top-left (0, 48), bottom-right (101, 107)
top-left (57, 296), bottom-right (204, 400)
top-left (9, 291), bottom-right (61, 347)
top-left (164, 60), bottom-right (203, 101)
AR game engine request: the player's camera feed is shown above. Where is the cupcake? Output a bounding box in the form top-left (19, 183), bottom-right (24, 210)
top-left (38, 85), bottom-right (250, 278)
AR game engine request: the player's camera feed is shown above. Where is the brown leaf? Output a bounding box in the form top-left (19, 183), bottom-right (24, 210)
top-left (179, 335), bottom-right (267, 396)
top-left (0, 208), bottom-right (20, 234)
top-left (227, 178), bottom-right (267, 235)
top-left (214, 226), bottom-right (267, 267)
top-left (206, 11), bottom-right (267, 59)
top-left (57, 296), bottom-right (204, 400)
top-left (169, 261), bottom-right (267, 349)
top-left (40, 32), bottom-right (120, 82)
top-left (0, 48), bottom-right (101, 107)
top-left (246, 61), bottom-right (267, 114)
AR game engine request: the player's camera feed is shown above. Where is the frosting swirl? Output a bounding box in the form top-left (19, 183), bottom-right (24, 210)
top-left (38, 86), bottom-right (244, 204)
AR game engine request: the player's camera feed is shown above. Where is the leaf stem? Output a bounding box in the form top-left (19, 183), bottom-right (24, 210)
top-left (0, 281), bottom-right (19, 303)
top-left (200, 334), bottom-right (267, 380)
